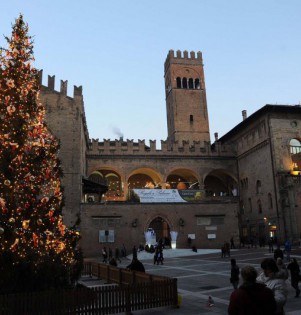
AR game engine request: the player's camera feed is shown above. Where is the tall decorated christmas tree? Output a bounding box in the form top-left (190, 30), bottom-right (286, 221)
top-left (0, 15), bottom-right (81, 293)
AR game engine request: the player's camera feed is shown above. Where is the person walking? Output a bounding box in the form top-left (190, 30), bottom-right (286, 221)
top-left (225, 241), bottom-right (231, 257)
top-left (221, 242), bottom-right (226, 258)
top-left (287, 258), bottom-right (300, 298)
top-left (268, 238), bottom-right (274, 253)
top-left (230, 237), bottom-right (235, 249)
top-left (122, 243), bottom-right (127, 257)
top-left (115, 247), bottom-right (121, 263)
top-left (228, 265), bottom-right (277, 315)
top-left (153, 247), bottom-right (159, 265)
top-left (274, 245), bottom-right (284, 261)
top-left (257, 258), bottom-right (287, 315)
top-left (230, 259), bottom-right (240, 290)
top-left (284, 240), bottom-right (291, 262)
top-left (102, 247), bottom-right (108, 263)
top-left (108, 247), bottom-right (113, 260)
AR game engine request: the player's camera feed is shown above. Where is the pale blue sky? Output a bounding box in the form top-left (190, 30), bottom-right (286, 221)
top-left (1, 1), bottom-right (301, 144)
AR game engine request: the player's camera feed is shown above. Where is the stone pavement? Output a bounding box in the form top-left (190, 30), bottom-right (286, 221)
top-left (83, 247), bottom-right (301, 315)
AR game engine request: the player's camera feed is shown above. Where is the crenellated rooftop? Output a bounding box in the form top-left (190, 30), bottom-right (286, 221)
top-left (87, 139), bottom-right (236, 157)
top-left (39, 70), bottom-right (89, 143)
top-left (38, 70), bottom-right (83, 98)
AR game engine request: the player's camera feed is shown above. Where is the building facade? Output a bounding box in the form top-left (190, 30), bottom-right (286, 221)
top-left (40, 50), bottom-right (301, 257)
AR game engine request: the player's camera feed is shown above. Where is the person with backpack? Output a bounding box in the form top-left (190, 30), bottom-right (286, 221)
top-left (102, 247), bottom-right (108, 263)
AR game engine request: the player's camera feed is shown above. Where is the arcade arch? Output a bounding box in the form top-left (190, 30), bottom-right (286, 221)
top-left (89, 169), bottom-right (123, 201)
top-left (166, 168), bottom-right (200, 189)
top-left (127, 168), bottom-right (162, 189)
top-left (204, 169), bottom-right (238, 197)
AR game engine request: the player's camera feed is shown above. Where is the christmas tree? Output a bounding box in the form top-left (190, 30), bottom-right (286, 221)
top-left (0, 15), bottom-right (81, 293)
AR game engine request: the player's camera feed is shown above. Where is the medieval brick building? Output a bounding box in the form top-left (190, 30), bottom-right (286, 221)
top-left (40, 50), bottom-right (301, 257)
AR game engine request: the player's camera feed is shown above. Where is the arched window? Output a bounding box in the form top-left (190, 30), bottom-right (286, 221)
top-left (290, 138), bottom-right (301, 171)
top-left (268, 193), bottom-right (273, 209)
top-left (195, 79), bottom-right (200, 89)
top-left (248, 198), bottom-right (252, 213)
top-left (182, 77), bottom-right (188, 89)
top-left (257, 199), bottom-right (262, 214)
top-left (239, 200), bottom-right (244, 214)
top-left (256, 180), bottom-right (262, 194)
top-left (188, 78), bottom-right (194, 89)
top-left (176, 77), bottom-right (182, 88)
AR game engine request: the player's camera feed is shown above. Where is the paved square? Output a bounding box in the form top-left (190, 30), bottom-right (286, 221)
top-left (86, 247), bottom-right (301, 315)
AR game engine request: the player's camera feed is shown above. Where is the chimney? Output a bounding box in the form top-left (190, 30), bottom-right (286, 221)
top-left (214, 132), bottom-right (218, 141)
top-left (242, 110), bottom-right (247, 121)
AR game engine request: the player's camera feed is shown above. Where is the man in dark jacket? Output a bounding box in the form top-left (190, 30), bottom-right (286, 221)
top-left (274, 245), bottom-right (284, 261)
top-left (228, 265), bottom-right (276, 315)
top-left (287, 258), bottom-right (300, 297)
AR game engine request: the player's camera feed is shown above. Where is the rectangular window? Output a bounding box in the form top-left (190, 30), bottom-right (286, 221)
top-left (197, 216), bottom-right (224, 226)
top-left (197, 217), bottom-right (211, 226)
top-left (99, 230), bottom-right (115, 243)
top-left (190, 115), bottom-right (193, 123)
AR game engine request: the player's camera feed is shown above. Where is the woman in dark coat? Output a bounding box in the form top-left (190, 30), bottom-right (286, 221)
top-left (287, 258), bottom-right (300, 297)
top-left (228, 265), bottom-right (276, 315)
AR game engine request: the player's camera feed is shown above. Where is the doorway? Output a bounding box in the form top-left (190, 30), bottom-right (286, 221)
top-left (148, 217), bottom-right (171, 246)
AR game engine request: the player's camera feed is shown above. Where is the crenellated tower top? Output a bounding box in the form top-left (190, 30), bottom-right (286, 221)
top-left (164, 50), bottom-right (203, 72)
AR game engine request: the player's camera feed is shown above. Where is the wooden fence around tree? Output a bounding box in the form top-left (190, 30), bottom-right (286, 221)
top-left (0, 262), bottom-right (178, 315)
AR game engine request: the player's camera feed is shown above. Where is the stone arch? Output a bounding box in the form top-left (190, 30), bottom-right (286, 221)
top-left (165, 168), bottom-right (200, 189)
top-left (144, 214), bottom-right (174, 246)
top-left (89, 168), bottom-right (124, 201)
top-left (203, 169), bottom-right (238, 196)
top-left (88, 170), bottom-right (104, 184)
top-left (127, 168), bottom-right (163, 189)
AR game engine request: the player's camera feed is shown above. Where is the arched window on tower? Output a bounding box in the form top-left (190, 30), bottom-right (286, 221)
top-left (257, 199), bottom-right (262, 214)
top-left (268, 193), bottom-right (273, 209)
top-left (176, 77), bottom-right (182, 88)
top-left (182, 77), bottom-right (188, 89)
top-left (195, 79), bottom-right (200, 89)
top-left (256, 180), bottom-right (262, 194)
top-left (290, 138), bottom-right (301, 171)
top-left (188, 78), bottom-right (194, 89)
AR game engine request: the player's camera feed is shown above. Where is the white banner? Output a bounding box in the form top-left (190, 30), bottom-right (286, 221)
top-left (133, 189), bottom-right (186, 203)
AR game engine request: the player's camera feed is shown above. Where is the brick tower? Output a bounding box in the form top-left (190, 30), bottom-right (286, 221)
top-left (164, 50), bottom-right (210, 144)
